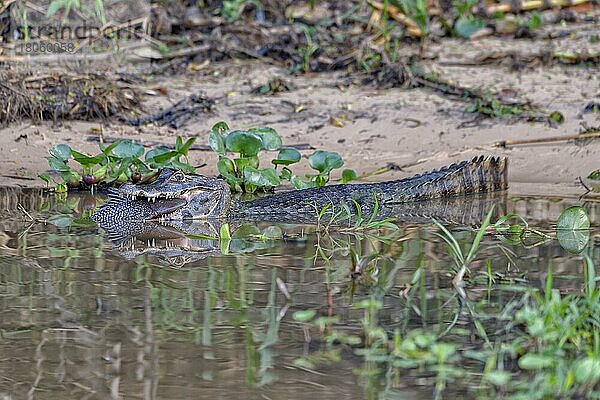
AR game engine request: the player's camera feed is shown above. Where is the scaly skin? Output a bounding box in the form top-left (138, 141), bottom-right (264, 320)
top-left (92, 156), bottom-right (508, 224)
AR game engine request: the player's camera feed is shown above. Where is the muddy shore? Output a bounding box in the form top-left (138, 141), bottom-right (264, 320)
top-left (0, 22), bottom-right (597, 197)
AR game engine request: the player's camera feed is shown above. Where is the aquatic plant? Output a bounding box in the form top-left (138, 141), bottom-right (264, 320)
top-left (208, 121), bottom-right (355, 193)
top-left (40, 136), bottom-right (197, 192)
top-left (292, 205), bottom-right (598, 399)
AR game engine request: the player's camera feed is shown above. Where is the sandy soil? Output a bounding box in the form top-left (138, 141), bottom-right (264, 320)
top-left (0, 24), bottom-right (598, 198)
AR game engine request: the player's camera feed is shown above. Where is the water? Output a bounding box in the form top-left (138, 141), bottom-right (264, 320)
top-left (0, 188), bottom-right (598, 399)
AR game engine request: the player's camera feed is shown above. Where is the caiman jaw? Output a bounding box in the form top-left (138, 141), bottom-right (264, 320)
top-left (125, 188), bottom-right (211, 220)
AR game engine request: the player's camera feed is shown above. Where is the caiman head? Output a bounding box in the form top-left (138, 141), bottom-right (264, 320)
top-left (112, 169), bottom-right (232, 220)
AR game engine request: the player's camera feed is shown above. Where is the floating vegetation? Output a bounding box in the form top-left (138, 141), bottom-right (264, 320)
top-left (209, 121), bottom-right (356, 193)
top-left (41, 136), bottom-right (198, 191)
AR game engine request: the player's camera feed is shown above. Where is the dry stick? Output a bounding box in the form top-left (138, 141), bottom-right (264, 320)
top-left (17, 203), bottom-right (34, 221)
top-left (493, 130), bottom-right (600, 147)
top-left (367, 0), bottom-right (423, 37)
top-left (0, 0), bottom-right (16, 14)
top-left (485, 0), bottom-right (590, 14)
top-left (578, 176), bottom-right (591, 200)
top-left (355, 158), bottom-right (427, 180)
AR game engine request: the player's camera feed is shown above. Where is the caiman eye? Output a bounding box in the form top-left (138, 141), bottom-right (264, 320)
top-left (170, 171), bottom-right (186, 182)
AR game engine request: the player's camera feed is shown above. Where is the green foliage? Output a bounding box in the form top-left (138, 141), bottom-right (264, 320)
top-left (488, 212), bottom-right (552, 248)
top-left (46, 0), bottom-right (106, 24)
top-left (208, 121), bottom-right (354, 193)
top-left (433, 206), bottom-right (494, 271)
top-left (42, 136), bottom-right (197, 191)
top-left (454, 16), bottom-right (485, 38)
top-left (451, 0), bottom-right (486, 38)
top-left (296, 23), bottom-right (320, 73)
top-left (465, 95), bottom-right (524, 117)
top-left (47, 0), bottom-right (81, 19)
top-left (294, 208), bottom-right (599, 399)
top-left (220, 0), bottom-right (262, 22)
top-left (555, 205), bottom-right (590, 253)
top-left (394, 0), bottom-right (429, 38)
top-left (527, 12), bottom-right (542, 30)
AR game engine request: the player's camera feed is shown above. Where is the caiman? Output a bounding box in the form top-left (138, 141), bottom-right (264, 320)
top-left (92, 155), bottom-right (508, 225)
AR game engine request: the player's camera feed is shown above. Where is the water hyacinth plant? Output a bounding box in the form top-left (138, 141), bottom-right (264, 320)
top-left (208, 121), bottom-right (356, 193)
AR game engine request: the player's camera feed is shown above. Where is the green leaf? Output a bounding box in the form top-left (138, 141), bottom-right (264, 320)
top-left (272, 147), bottom-right (301, 166)
top-left (92, 164), bottom-right (108, 180)
top-left (233, 156), bottom-right (259, 173)
top-left (293, 309), bottom-right (317, 322)
top-left (110, 140), bottom-right (145, 159)
top-left (62, 170), bottom-right (81, 185)
top-left (553, 202), bottom-right (589, 254)
top-left (243, 167), bottom-right (281, 187)
top-left (291, 175), bottom-right (317, 189)
top-left (249, 127), bottom-right (282, 150)
top-left (71, 150), bottom-right (105, 167)
top-left (549, 111), bottom-right (564, 124)
top-left (177, 137), bottom-right (196, 156)
top-left (209, 130), bottom-right (226, 156)
top-left (279, 166), bottom-right (293, 181)
top-left (465, 205), bottom-right (495, 265)
top-left (211, 120), bottom-right (230, 135)
top-left (46, 0), bottom-right (67, 17)
top-left (557, 229), bottom-right (590, 254)
top-left (485, 371), bottom-right (511, 386)
top-left (454, 16), bottom-right (486, 38)
top-left (225, 130), bottom-right (262, 156)
top-left (47, 214), bottom-right (73, 228)
top-left (149, 150), bottom-right (179, 164)
top-left (169, 159), bottom-right (196, 173)
top-left (557, 206), bottom-right (590, 230)
top-left (588, 170), bottom-right (600, 180)
top-left (573, 358), bottom-right (600, 384)
top-left (219, 223), bottom-right (231, 240)
top-left (46, 156), bottom-right (71, 172)
top-left (465, 103), bottom-right (477, 113)
top-left (528, 12), bottom-right (541, 29)
top-left (308, 150), bottom-right (344, 174)
top-left (341, 169), bottom-right (357, 183)
top-left (100, 140), bottom-right (120, 156)
top-left (263, 226), bottom-right (283, 239)
top-left (49, 144), bottom-right (72, 161)
top-left (314, 174), bottom-right (328, 187)
top-left (145, 147), bottom-right (172, 162)
top-left (38, 173), bottom-right (50, 183)
top-left (518, 353), bottom-right (554, 370)
top-left (217, 157), bottom-right (236, 176)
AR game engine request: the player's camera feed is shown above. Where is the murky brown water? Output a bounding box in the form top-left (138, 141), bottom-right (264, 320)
top-left (0, 188), bottom-right (597, 399)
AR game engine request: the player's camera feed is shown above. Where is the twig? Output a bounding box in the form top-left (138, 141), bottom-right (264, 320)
top-left (578, 176), bottom-right (591, 200)
top-left (485, 0), bottom-right (591, 15)
top-left (0, 0), bottom-right (16, 14)
top-left (367, 0), bottom-right (423, 37)
top-left (493, 130), bottom-right (600, 147)
top-left (17, 203), bottom-right (34, 221)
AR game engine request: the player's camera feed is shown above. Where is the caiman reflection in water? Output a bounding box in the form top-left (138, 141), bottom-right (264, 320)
top-left (96, 194), bottom-right (507, 267)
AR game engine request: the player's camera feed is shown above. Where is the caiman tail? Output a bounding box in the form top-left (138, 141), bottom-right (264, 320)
top-left (382, 155), bottom-right (508, 203)
top-left (232, 156), bottom-right (508, 218)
